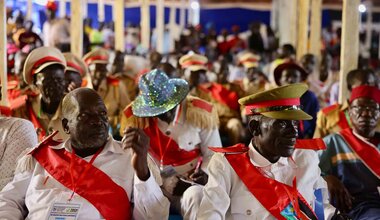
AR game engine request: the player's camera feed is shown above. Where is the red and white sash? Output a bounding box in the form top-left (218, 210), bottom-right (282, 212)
top-left (144, 118), bottom-right (200, 166)
top-left (339, 128), bottom-right (380, 179)
top-left (31, 132), bottom-right (132, 220)
top-left (210, 143), bottom-right (319, 220)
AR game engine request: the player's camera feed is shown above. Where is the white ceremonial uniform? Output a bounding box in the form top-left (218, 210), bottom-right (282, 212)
top-left (0, 136), bottom-right (170, 220)
top-left (198, 144), bottom-right (335, 220)
top-left (0, 117), bottom-right (38, 190)
top-left (155, 114), bottom-right (222, 175)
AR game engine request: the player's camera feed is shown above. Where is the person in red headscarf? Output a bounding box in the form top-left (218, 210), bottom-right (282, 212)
top-left (319, 85), bottom-right (380, 219)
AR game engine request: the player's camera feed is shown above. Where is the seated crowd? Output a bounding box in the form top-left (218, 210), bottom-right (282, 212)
top-left (0, 3), bottom-right (380, 220)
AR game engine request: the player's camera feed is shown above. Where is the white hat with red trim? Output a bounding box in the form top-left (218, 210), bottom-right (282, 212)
top-left (179, 53), bottom-right (208, 71)
top-left (83, 48), bottom-right (109, 66)
top-left (238, 52), bottom-right (260, 69)
top-left (23, 47), bottom-right (66, 85)
top-left (63, 52), bottom-right (88, 77)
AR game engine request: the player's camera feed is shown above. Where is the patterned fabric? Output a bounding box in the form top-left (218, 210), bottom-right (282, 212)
top-left (0, 117), bottom-right (38, 189)
top-left (320, 131), bottom-right (380, 218)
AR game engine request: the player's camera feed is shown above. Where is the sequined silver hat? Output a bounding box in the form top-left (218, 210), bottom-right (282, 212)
top-left (132, 69), bottom-right (189, 117)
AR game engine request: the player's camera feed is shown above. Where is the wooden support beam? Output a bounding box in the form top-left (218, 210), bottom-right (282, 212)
top-left (278, 0), bottom-right (297, 47)
top-left (71, 0), bottom-right (83, 57)
top-left (296, 0), bottom-right (310, 60)
top-left (141, 0), bottom-right (150, 50)
top-left (0, 0), bottom-right (8, 106)
top-left (156, 0), bottom-right (165, 53)
top-left (59, 0), bottom-right (66, 18)
top-left (339, 0), bottom-right (360, 103)
top-left (169, 5), bottom-right (177, 52)
top-left (98, 0), bottom-right (105, 22)
top-left (309, 0), bottom-right (322, 59)
top-left (27, 0), bottom-right (33, 20)
top-left (114, 0), bottom-right (125, 51)
top-left (180, 0), bottom-right (186, 29)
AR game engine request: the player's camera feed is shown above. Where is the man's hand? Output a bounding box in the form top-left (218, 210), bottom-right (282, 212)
top-left (188, 168), bottom-right (208, 185)
top-left (67, 81), bottom-right (77, 92)
top-left (122, 127), bottom-right (150, 181)
top-left (324, 175), bottom-right (353, 213)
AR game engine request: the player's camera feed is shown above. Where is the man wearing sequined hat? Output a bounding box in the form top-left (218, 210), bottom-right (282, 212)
top-left (20, 46), bottom-right (67, 141)
top-left (83, 48), bottom-right (130, 138)
top-left (120, 69), bottom-right (222, 220)
top-left (319, 85), bottom-right (380, 219)
top-left (198, 83), bottom-right (335, 219)
top-left (180, 52), bottom-right (244, 145)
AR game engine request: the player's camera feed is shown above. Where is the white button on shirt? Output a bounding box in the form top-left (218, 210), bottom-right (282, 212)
top-left (0, 136), bottom-right (169, 220)
top-left (198, 144), bottom-right (334, 220)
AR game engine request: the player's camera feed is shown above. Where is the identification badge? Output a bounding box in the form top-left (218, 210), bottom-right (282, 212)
top-left (47, 202), bottom-right (82, 220)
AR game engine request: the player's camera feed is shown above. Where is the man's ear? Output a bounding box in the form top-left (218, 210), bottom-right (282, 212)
top-left (62, 118), bottom-right (70, 134)
top-left (248, 118), bottom-right (261, 136)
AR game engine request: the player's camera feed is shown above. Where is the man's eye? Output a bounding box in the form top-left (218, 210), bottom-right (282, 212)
top-left (278, 121), bottom-right (287, 128)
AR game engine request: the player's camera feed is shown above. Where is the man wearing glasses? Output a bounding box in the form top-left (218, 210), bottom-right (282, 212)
top-left (319, 85), bottom-right (380, 219)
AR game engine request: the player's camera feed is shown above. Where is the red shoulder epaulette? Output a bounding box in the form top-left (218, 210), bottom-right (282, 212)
top-left (123, 105), bottom-right (133, 118)
top-left (321, 103), bottom-right (340, 115)
top-left (191, 99), bottom-right (213, 113)
top-left (209, 144), bottom-right (249, 154)
top-left (295, 138), bottom-right (326, 150)
top-left (106, 76), bottom-right (120, 86)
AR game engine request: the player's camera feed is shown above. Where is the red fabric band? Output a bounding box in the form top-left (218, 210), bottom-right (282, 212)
top-left (84, 55), bottom-right (108, 65)
top-left (240, 58), bottom-right (258, 64)
top-left (245, 98), bottom-right (300, 115)
top-left (67, 61), bottom-right (84, 75)
top-left (31, 56), bottom-right (63, 75)
top-left (181, 60), bottom-right (206, 68)
top-left (350, 85), bottom-right (380, 104)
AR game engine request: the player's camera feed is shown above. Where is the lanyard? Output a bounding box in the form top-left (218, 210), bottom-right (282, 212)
top-left (156, 104), bottom-right (182, 166)
top-left (68, 146), bottom-right (104, 201)
top-left (282, 177), bottom-right (302, 218)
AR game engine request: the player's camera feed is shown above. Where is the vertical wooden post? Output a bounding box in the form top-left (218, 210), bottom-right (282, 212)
top-left (156, 0), bottom-right (165, 53)
top-left (270, 0), bottom-right (279, 32)
top-left (278, 0), bottom-right (298, 47)
top-left (296, 0), bottom-right (310, 60)
top-left (180, 0), bottom-right (186, 29)
top-left (59, 0), bottom-right (66, 18)
top-left (309, 0), bottom-right (322, 59)
top-left (365, 1), bottom-right (372, 50)
top-left (0, 0), bottom-right (8, 106)
top-left (26, 0), bottom-right (33, 20)
top-left (114, 0), bottom-right (125, 51)
top-left (141, 0), bottom-right (150, 50)
top-left (98, 0), bottom-right (105, 22)
top-left (339, 0), bottom-right (360, 103)
top-left (71, 0), bottom-right (83, 57)
top-left (169, 5), bottom-right (176, 52)
top-left (82, 0), bottom-right (87, 19)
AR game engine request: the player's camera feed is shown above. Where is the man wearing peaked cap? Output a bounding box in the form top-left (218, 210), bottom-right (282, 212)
top-left (120, 69), bottom-right (222, 220)
top-left (83, 48), bottom-right (130, 138)
top-left (198, 83), bottom-right (336, 219)
top-left (180, 53), bottom-right (244, 146)
top-left (63, 53), bottom-right (86, 92)
top-left (20, 46), bottom-right (67, 141)
top-left (319, 85), bottom-right (380, 219)
top-left (274, 62), bottom-right (320, 139)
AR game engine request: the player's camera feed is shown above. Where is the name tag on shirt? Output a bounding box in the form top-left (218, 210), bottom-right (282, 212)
top-left (47, 202), bottom-right (82, 220)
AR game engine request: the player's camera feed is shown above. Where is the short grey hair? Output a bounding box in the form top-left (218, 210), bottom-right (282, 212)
top-left (62, 91), bottom-right (80, 120)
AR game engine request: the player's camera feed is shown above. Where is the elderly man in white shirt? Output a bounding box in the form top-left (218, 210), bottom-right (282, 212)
top-left (198, 83), bottom-right (335, 220)
top-left (0, 88), bottom-right (169, 219)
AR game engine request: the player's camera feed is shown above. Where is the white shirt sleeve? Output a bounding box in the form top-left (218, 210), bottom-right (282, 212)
top-left (199, 128), bottom-right (222, 172)
top-left (198, 153), bottom-right (231, 220)
top-left (0, 119), bottom-right (37, 190)
top-left (0, 171), bottom-right (33, 219)
top-left (132, 157), bottom-right (169, 220)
